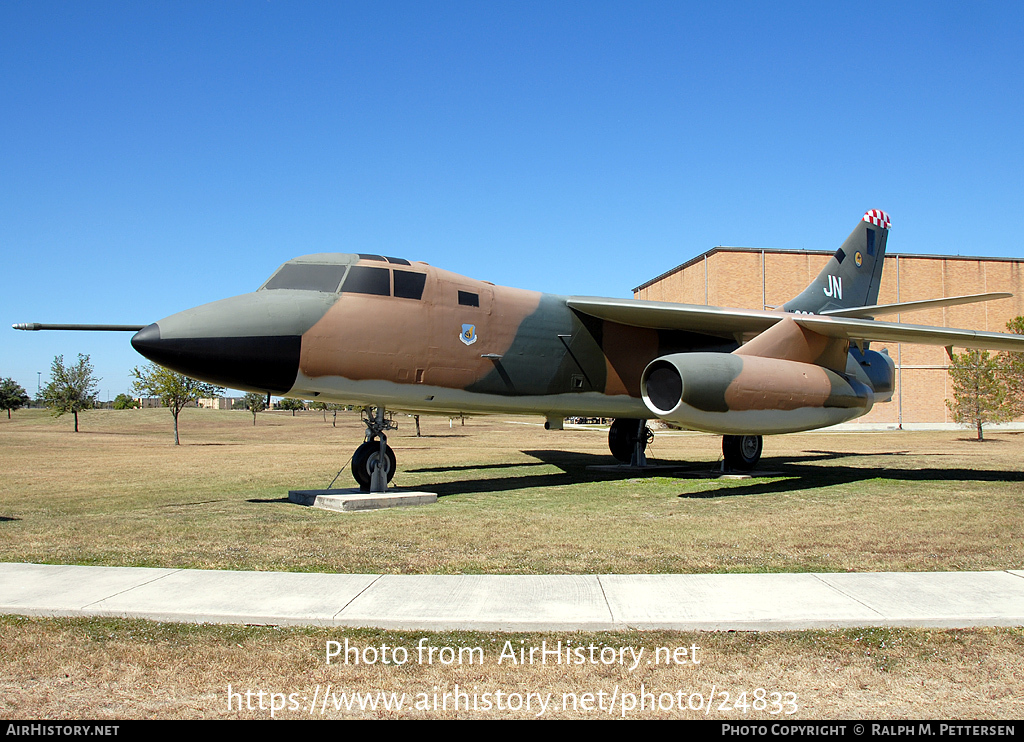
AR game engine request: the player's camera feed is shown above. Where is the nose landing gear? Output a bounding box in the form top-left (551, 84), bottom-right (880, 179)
top-left (353, 406), bottom-right (397, 492)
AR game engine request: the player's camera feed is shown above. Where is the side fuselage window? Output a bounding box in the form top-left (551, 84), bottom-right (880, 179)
top-left (394, 270), bottom-right (427, 300)
top-left (458, 290), bottom-right (479, 307)
top-left (342, 265), bottom-right (391, 296)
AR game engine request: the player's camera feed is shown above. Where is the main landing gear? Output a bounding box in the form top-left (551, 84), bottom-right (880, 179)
top-left (608, 419), bottom-right (763, 472)
top-left (608, 418), bottom-right (654, 466)
top-left (722, 434), bottom-right (762, 471)
top-left (352, 406), bottom-right (397, 492)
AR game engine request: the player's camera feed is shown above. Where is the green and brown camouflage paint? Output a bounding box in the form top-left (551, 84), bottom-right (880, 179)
top-left (297, 258), bottom-right (736, 405)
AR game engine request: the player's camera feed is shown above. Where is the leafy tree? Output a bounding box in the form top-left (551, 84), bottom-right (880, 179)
top-left (40, 354), bottom-right (99, 432)
top-left (244, 392), bottom-right (267, 425)
top-left (307, 401), bottom-right (348, 426)
top-left (1001, 316), bottom-right (1024, 418)
top-left (277, 397), bottom-right (306, 416)
top-left (131, 363), bottom-right (223, 445)
top-left (326, 403), bottom-right (346, 427)
top-left (946, 349), bottom-right (1013, 441)
top-left (0, 378), bottom-right (30, 419)
top-left (112, 393), bottom-right (139, 410)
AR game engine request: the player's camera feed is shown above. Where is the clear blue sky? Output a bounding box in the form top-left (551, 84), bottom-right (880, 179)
top-left (3, 1), bottom-right (1022, 398)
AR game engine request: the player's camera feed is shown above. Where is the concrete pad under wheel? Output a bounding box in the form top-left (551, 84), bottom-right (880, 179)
top-left (585, 464), bottom-right (783, 479)
top-left (585, 463), bottom-right (692, 474)
top-left (289, 489), bottom-right (437, 512)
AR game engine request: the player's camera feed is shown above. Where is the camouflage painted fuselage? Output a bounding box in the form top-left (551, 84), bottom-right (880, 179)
top-left (131, 252), bottom-right (737, 420)
top-left (295, 267), bottom-right (742, 418)
top-left (28, 210), bottom-right (1024, 442)
top-left (62, 208), bottom-right (1024, 441)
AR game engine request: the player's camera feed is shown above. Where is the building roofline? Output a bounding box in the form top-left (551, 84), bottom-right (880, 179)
top-left (632, 247), bottom-right (1024, 293)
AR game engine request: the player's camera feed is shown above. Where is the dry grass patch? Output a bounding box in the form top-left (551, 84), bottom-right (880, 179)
top-left (2, 617), bottom-right (1021, 719)
top-left (3, 411), bottom-right (1023, 720)
top-left (1, 409), bottom-right (1023, 573)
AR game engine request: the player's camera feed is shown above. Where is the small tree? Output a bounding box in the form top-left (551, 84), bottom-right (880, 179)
top-left (1000, 316), bottom-right (1024, 418)
top-left (946, 349), bottom-right (1013, 441)
top-left (40, 354), bottom-right (99, 432)
top-left (277, 397), bottom-right (305, 416)
top-left (244, 392), bottom-right (267, 425)
top-left (131, 363), bottom-right (223, 444)
top-left (0, 378), bottom-right (30, 419)
top-left (112, 393), bottom-right (139, 410)
top-left (326, 403), bottom-right (346, 427)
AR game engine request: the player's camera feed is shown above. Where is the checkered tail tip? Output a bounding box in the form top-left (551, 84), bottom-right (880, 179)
top-left (862, 209), bottom-right (891, 229)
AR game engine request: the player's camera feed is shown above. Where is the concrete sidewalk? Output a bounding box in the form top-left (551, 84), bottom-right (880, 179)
top-left (2, 563), bottom-right (1023, 631)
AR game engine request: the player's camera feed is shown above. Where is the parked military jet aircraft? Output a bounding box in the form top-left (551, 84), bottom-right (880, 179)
top-left (15, 210), bottom-right (1024, 490)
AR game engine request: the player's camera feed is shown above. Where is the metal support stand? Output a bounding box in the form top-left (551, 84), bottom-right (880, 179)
top-left (369, 435), bottom-right (389, 492)
top-left (362, 405), bottom-right (397, 493)
top-left (629, 419), bottom-right (648, 467)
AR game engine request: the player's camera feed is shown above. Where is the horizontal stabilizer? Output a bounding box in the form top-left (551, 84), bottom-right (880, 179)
top-left (793, 315), bottom-right (1024, 352)
top-left (821, 292), bottom-right (1012, 319)
top-left (12, 323), bottom-right (146, 332)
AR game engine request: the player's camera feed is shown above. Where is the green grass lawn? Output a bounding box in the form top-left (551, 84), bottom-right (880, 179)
top-left (1, 407), bottom-right (1022, 574)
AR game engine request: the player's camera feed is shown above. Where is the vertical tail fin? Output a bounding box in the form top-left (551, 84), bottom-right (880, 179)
top-left (782, 210), bottom-right (890, 315)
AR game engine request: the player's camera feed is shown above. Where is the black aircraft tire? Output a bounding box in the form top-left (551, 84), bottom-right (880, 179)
top-left (722, 435), bottom-right (763, 471)
top-left (609, 418), bottom-right (648, 463)
top-left (352, 441), bottom-right (397, 490)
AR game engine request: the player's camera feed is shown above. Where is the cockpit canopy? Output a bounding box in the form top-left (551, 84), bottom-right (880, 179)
top-left (260, 253), bottom-right (426, 300)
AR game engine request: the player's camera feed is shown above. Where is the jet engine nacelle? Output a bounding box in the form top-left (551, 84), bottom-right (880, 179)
top-left (845, 347), bottom-right (896, 404)
top-left (640, 352), bottom-right (876, 435)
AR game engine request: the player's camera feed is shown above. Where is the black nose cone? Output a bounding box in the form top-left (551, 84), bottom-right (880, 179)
top-left (131, 322), bottom-right (301, 394)
top-left (131, 323), bottom-right (162, 353)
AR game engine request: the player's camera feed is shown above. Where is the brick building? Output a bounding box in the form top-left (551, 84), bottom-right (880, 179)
top-left (633, 248), bottom-right (1024, 426)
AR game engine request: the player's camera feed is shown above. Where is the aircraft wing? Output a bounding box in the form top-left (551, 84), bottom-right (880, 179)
top-left (567, 297), bottom-right (781, 337)
top-left (567, 296), bottom-right (1024, 352)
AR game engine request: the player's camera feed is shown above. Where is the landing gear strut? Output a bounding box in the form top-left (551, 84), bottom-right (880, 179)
top-left (352, 406), bottom-right (397, 492)
top-left (722, 434), bottom-right (762, 471)
top-left (608, 418), bottom-right (653, 466)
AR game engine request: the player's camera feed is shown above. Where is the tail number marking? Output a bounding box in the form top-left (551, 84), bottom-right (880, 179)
top-left (823, 275), bottom-right (843, 299)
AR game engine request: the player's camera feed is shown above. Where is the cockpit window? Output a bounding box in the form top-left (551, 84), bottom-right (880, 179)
top-left (341, 265), bottom-right (390, 296)
top-left (394, 270), bottom-right (426, 299)
top-left (264, 264), bottom-right (348, 292)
